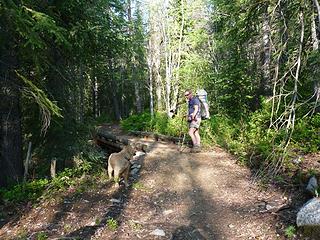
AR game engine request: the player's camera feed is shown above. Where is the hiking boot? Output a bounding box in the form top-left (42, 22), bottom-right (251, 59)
top-left (191, 145), bottom-right (201, 153)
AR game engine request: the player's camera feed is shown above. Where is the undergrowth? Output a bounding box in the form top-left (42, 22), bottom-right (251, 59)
top-left (121, 107), bottom-right (320, 176)
top-left (0, 142), bottom-right (106, 204)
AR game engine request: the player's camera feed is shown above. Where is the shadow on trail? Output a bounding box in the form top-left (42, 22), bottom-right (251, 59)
top-left (64, 187), bottom-right (129, 239)
top-left (171, 224), bottom-right (206, 240)
top-left (48, 140), bottom-right (159, 239)
top-left (170, 156), bottom-right (218, 239)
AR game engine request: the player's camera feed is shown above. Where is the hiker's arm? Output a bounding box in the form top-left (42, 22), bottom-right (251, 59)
top-left (192, 104), bottom-right (199, 120)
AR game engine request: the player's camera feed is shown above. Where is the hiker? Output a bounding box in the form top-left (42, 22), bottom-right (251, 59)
top-left (184, 89), bottom-right (201, 153)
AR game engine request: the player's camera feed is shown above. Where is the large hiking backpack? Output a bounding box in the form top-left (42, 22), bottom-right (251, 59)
top-left (196, 89), bottom-right (210, 120)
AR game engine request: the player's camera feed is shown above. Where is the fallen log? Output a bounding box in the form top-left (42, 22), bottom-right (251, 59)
top-left (95, 127), bottom-right (129, 151)
top-left (96, 127), bottom-right (129, 144)
top-left (129, 130), bottom-right (192, 145)
top-left (95, 136), bottom-right (124, 152)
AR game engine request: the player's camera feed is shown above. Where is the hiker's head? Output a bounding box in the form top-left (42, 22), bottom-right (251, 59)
top-left (184, 90), bottom-right (192, 100)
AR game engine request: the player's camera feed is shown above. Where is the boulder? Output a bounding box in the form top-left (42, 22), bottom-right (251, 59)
top-left (297, 198), bottom-right (320, 226)
top-left (297, 198), bottom-right (320, 238)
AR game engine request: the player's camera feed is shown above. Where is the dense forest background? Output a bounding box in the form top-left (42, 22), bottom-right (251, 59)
top-left (1, 0), bottom-right (320, 190)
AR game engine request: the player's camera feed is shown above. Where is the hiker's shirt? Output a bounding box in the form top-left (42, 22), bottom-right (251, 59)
top-left (188, 97), bottom-right (201, 120)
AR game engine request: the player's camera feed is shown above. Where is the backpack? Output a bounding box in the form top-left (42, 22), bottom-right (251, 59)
top-left (196, 89), bottom-right (210, 120)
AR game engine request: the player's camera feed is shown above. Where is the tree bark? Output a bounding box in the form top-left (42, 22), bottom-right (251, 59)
top-left (92, 76), bottom-right (99, 118)
top-left (311, 0), bottom-right (320, 113)
top-left (134, 81), bottom-right (142, 114)
top-left (155, 55), bottom-right (162, 111)
top-left (311, 11), bottom-right (319, 50)
top-left (171, 0), bottom-right (185, 112)
top-left (79, 64), bottom-right (84, 123)
top-left (261, 3), bottom-right (271, 96)
top-left (147, 37), bottom-right (155, 117)
top-left (108, 59), bottom-right (121, 121)
top-left (313, 0), bottom-right (320, 30)
top-left (96, 126), bottom-right (129, 145)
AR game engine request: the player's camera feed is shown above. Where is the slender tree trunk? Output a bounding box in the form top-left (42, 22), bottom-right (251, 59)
top-left (147, 37), bottom-right (155, 117)
top-left (109, 59), bottom-right (121, 120)
top-left (171, 0), bottom-right (185, 112)
top-left (156, 72), bottom-right (162, 111)
top-left (311, 11), bottom-right (319, 50)
top-left (162, 15), bottom-right (172, 115)
top-left (311, 0), bottom-right (320, 113)
top-left (79, 64), bottom-right (84, 123)
top-left (92, 76), bottom-right (99, 118)
top-left (119, 65), bottom-right (127, 118)
top-left (313, 0), bottom-right (320, 28)
top-left (134, 80), bottom-right (142, 113)
top-left (154, 38), bottom-right (162, 111)
top-left (127, 0), bottom-right (141, 114)
top-left (261, 4), bottom-right (271, 95)
top-left (0, 53), bottom-right (23, 187)
top-left (149, 71), bottom-right (154, 117)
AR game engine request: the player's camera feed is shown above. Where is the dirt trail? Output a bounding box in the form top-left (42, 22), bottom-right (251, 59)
top-left (0, 132), bottom-right (300, 239)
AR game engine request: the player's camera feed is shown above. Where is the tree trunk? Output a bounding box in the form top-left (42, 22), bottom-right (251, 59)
top-left (92, 76), bottom-right (99, 118)
top-left (79, 64), bottom-right (84, 123)
top-left (162, 15), bottom-right (172, 115)
top-left (261, 4), bottom-right (271, 96)
top-left (311, 11), bottom-right (319, 50)
top-left (110, 81), bottom-right (121, 121)
top-left (109, 59), bottom-right (121, 121)
top-left (313, 0), bottom-right (320, 30)
top-left (134, 74), bottom-right (142, 114)
top-left (155, 39), bottom-right (162, 111)
top-left (147, 37), bottom-right (155, 117)
top-left (149, 72), bottom-right (154, 117)
top-left (0, 54), bottom-right (23, 187)
top-left (311, 0), bottom-right (320, 113)
top-left (170, 0), bottom-right (185, 112)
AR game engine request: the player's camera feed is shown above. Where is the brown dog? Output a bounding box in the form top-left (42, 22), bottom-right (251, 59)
top-left (107, 144), bottom-right (135, 187)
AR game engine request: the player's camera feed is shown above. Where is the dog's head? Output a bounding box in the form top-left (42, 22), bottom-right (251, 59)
top-left (123, 143), bottom-right (136, 157)
top-left (132, 142), bottom-right (148, 153)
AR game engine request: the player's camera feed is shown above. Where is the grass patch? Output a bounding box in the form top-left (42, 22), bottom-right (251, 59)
top-left (106, 218), bottom-right (118, 231)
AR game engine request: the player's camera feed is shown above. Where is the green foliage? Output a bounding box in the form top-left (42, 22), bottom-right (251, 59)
top-left (121, 111), bottom-right (188, 138)
top-left (16, 228), bottom-right (28, 240)
top-left (151, 112), bottom-right (171, 134)
top-left (129, 220), bottom-right (143, 231)
top-left (208, 98), bottom-right (320, 173)
top-left (35, 232), bottom-right (48, 240)
top-left (121, 112), bottom-right (153, 131)
top-left (292, 114), bottom-right (320, 153)
top-left (0, 179), bottom-right (49, 203)
top-left (0, 140), bottom-right (105, 203)
top-left (284, 225), bottom-right (296, 238)
top-left (107, 218), bottom-right (118, 231)
top-left (132, 182), bottom-right (150, 192)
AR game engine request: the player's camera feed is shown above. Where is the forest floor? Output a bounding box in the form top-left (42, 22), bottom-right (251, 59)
top-left (0, 125), bottom-right (316, 240)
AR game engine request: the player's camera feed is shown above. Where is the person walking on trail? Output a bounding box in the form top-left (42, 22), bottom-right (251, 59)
top-left (184, 90), bottom-right (201, 153)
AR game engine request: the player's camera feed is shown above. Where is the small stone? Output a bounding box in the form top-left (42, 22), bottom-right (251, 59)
top-left (306, 176), bottom-right (318, 196)
top-left (131, 168), bottom-right (140, 175)
top-left (110, 198), bottom-right (121, 203)
top-left (135, 151), bottom-right (146, 157)
top-left (163, 209), bottom-right (173, 215)
top-left (265, 204), bottom-right (273, 211)
top-left (150, 228), bottom-right (165, 236)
